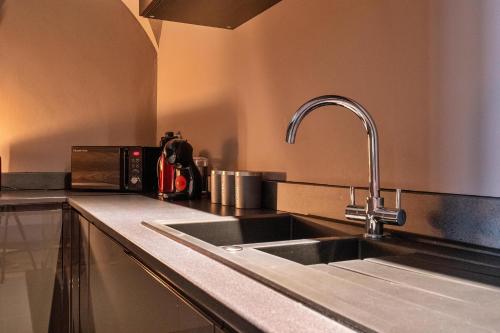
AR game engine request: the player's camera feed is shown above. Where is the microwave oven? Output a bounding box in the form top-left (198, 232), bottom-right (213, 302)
top-left (71, 146), bottom-right (160, 192)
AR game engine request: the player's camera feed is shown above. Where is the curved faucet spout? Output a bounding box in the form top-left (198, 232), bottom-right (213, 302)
top-left (285, 95), bottom-right (380, 199)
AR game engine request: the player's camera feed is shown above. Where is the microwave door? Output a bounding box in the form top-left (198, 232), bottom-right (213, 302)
top-left (71, 147), bottom-right (121, 190)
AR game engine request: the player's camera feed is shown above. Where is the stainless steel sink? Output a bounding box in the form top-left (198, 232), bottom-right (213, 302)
top-left (254, 237), bottom-right (415, 265)
top-left (166, 214), bottom-right (349, 246)
top-left (143, 213), bottom-right (500, 333)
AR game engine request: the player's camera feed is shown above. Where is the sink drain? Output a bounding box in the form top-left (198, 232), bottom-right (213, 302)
top-left (221, 245), bottom-right (243, 252)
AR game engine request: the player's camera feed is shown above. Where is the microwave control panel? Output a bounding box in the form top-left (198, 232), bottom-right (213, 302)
top-left (127, 147), bottom-right (143, 191)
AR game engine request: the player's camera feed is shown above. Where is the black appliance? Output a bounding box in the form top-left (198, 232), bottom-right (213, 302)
top-left (71, 146), bottom-right (160, 192)
top-left (158, 133), bottom-right (202, 200)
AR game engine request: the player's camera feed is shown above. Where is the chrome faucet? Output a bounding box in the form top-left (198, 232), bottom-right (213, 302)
top-left (286, 95), bottom-right (406, 238)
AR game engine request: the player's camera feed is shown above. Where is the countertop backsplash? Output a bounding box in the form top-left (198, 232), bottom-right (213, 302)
top-left (4, 171), bottom-right (499, 249)
top-left (263, 180), bottom-right (500, 250)
top-left (1, 172), bottom-right (69, 190)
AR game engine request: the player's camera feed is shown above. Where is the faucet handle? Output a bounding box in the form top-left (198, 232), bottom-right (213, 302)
top-left (374, 207), bottom-right (406, 226)
top-left (395, 189), bottom-right (402, 209)
top-left (373, 189), bottom-right (406, 226)
top-left (345, 186), bottom-right (366, 221)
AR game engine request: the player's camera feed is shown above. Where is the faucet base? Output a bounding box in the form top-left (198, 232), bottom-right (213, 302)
top-left (364, 233), bottom-right (384, 240)
top-left (365, 217), bottom-right (384, 239)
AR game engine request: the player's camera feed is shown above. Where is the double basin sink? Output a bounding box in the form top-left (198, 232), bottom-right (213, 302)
top-left (144, 214), bottom-right (412, 267)
top-left (143, 213), bottom-right (500, 332)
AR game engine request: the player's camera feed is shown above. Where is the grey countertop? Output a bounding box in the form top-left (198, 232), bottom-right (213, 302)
top-left (68, 194), bottom-right (354, 333)
top-left (2, 191), bottom-right (500, 332)
top-left (0, 191), bottom-right (351, 332)
top-left (0, 189), bottom-right (135, 205)
top-left (0, 189), bottom-right (68, 205)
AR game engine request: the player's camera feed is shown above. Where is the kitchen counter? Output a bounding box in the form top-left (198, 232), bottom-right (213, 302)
top-left (73, 195), bottom-right (360, 332)
top-left (68, 194), bottom-right (353, 332)
top-left (0, 189), bottom-right (135, 206)
top-left (0, 190), bottom-right (67, 205)
top-left (2, 191), bottom-right (500, 332)
top-left (0, 191), bottom-right (350, 332)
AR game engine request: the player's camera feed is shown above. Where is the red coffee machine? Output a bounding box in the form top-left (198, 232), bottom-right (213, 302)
top-left (157, 132), bottom-right (202, 200)
top-left (157, 132), bottom-right (178, 195)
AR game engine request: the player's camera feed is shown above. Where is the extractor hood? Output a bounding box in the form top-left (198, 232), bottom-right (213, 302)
top-left (139, 0), bottom-right (281, 29)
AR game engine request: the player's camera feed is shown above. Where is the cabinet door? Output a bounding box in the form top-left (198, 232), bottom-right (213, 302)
top-left (71, 212), bottom-right (91, 333)
top-left (86, 220), bottom-right (214, 333)
top-left (0, 206), bottom-right (63, 333)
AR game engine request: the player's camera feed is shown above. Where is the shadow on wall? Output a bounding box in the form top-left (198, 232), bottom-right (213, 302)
top-left (149, 19), bottom-right (162, 45)
top-left (7, 117), bottom-right (150, 172)
top-left (157, 100), bottom-right (239, 171)
top-left (0, 0), bottom-right (5, 23)
top-left (0, 0), bottom-right (157, 171)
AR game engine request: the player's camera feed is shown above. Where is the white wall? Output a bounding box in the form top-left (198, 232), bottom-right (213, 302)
top-left (157, 0), bottom-right (500, 197)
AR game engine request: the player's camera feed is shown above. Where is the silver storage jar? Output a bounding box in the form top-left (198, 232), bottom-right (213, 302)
top-left (210, 170), bottom-right (223, 204)
top-left (221, 171), bottom-right (235, 206)
top-left (235, 171), bottom-right (262, 209)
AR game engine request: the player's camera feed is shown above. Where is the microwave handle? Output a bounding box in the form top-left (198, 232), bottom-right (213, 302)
top-left (122, 148), bottom-right (129, 190)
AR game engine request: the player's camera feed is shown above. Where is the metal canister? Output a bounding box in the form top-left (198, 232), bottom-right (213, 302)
top-left (221, 171), bottom-right (235, 206)
top-left (235, 171), bottom-right (262, 209)
top-left (210, 170), bottom-right (223, 203)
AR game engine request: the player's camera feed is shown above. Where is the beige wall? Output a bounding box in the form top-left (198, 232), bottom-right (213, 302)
top-left (157, 0), bottom-right (500, 197)
top-left (0, 0), bottom-right (157, 172)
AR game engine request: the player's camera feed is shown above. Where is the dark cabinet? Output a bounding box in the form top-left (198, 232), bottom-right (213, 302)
top-left (0, 205), bottom-right (228, 333)
top-left (70, 211), bottom-right (90, 333)
top-left (140, 0), bottom-right (281, 29)
top-left (74, 214), bottom-right (214, 333)
top-left (0, 203), bottom-right (70, 333)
